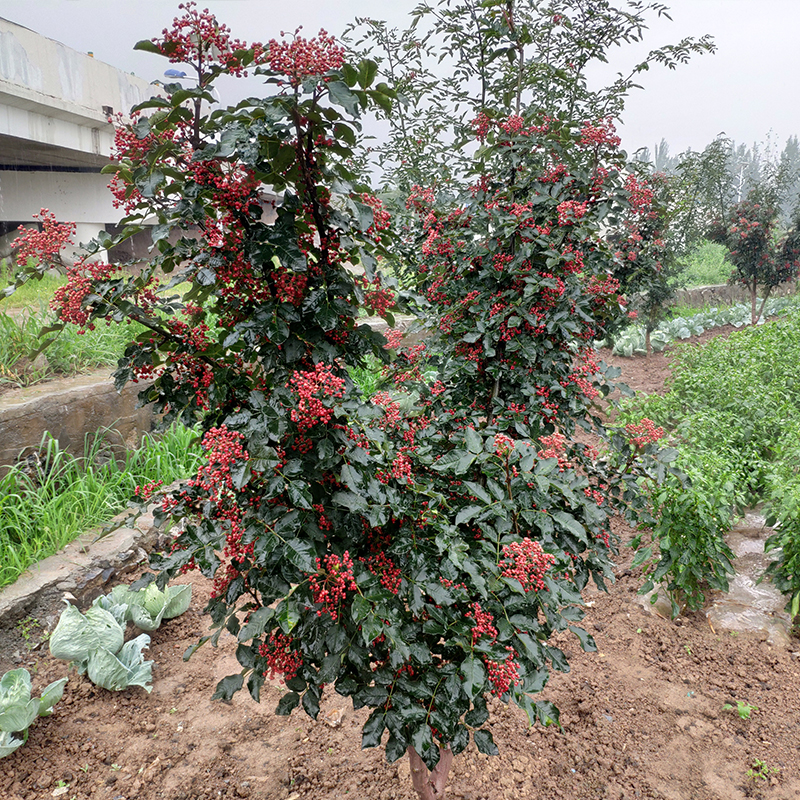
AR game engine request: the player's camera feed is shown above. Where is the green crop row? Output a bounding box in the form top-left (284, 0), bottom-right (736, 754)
top-left (619, 311), bottom-right (800, 616)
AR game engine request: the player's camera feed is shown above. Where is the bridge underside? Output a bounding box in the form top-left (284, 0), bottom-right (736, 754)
top-left (0, 132), bottom-right (108, 171)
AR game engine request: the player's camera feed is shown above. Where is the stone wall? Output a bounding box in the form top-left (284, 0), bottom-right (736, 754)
top-left (0, 370), bottom-right (153, 470)
top-left (673, 281), bottom-right (797, 309)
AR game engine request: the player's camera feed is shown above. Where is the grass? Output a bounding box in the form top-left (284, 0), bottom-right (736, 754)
top-left (348, 353), bottom-right (387, 397)
top-left (675, 240), bottom-right (733, 288)
top-left (0, 425), bottom-right (203, 589)
top-left (0, 258), bottom-right (67, 309)
top-left (0, 305), bottom-right (148, 389)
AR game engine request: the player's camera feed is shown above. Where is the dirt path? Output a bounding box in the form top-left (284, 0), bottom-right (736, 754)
top-left (2, 325), bottom-right (798, 800)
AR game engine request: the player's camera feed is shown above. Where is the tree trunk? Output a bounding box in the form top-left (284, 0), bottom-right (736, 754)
top-left (750, 282), bottom-right (758, 326)
top-left (407, 746), bottom-right (454, 800)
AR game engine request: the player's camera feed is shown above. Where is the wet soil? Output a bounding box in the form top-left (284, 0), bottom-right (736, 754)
top-left (3, 324), bottom-right (800, 800)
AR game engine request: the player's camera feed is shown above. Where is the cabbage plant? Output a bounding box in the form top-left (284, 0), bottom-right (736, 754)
top-left (107, 583), bottom-right (192, 632)
top-left (49, 600), bottom-right (125, 669)
top-left (86, 634), bottom-right (154, 693)
top-left (49, 581), bottom-right (191, 692)
top-left (0, 669), bottom-right (67, 758)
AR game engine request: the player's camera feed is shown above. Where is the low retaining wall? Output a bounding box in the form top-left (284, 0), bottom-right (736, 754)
top-left (0, 370), bottom-right (153, 469)
top-left (674, 281), bottom-right (797, 309)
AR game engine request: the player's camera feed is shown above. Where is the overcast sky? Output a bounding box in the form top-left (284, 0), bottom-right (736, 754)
top-left (0, 0), bottom-right (797, 159)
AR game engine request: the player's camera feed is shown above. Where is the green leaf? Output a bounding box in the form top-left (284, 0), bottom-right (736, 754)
top-left (473, 729), bottom-right (499, 756)
top-left (49, 601), bottom-right (125, 664)
top-left (569, 626), bottom-right (597, 653)
top-left (238, 607), bottom-right (275, 642)
top-left (302, 687), bottom-right (321, 719)
top-left (276, 692), bottom-right (300, 716)
top-left (357, 58), bottom-right (379, 89)
top-left (460, 656), bottom-right (485, 700)
top-left (86, 635), bottom-right (153, 693)
top-left (276, 598), bottom-right (300, 633)
top-left (287, 481), bottom-right (313, 509)
top-left (133, 39), bottom-right (163, 54)
top-left (361, 709), bottom-right (386, 748)
top-left (385, 732), bottom-right (407, 762)
top-left (327, 81), bottom-right (360, 117)
top-left (464, 482), bottom-right (493, 505)
top-left (552, 511), bottom-right (586, 541)
top-left (284, 538), bottom-right (316, 572)
top-left (212, 673), bottom-right (244, 702)
top-left (631, 545), bottom-right (653, 568)
top-left (351, 595), bottom-right (371, 624)
top-left (0, 698), bottom-right (38, 734)
top-left (0, 730), bottom-right (25, 758)
top-left (465, 699), bottom-right (489, 727)
top-left (37, 678), bottom-right (68, 717)
top-left (455, 505), bottom-right (483, 526)
top-left (465, 426), bottom-right (483, 454)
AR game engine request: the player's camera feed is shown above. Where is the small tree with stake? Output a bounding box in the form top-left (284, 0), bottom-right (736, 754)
top-left (7, 5), bottom-right (673, 798)
top-left (709, 192), bottom-right (800, 325)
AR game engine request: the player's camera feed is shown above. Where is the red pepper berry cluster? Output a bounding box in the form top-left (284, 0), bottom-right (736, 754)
top-left (361, 552), bottom-right (401, 595)
top-left (467, 602), bottom-right (498, 645)
top-left (267, 28), bottom-right (345, 87)
top-left (308, 551), bottom-right (357, 621)
top-left (579, 117), bottom-right (621, 149)
top-left (259, 631), bottom-right (303, 682)
top-left (494, 433), bottom-right (515, 458)
top-left (51, 257), bottom-right (120, 331)
top-left (500, 538), bottom-right (556, 592)
top-left (382, 329), bottom-right (405, 350)
top-left (624, 174), bottom-right (655, 213)
top-left (356, 275), bottom-right (396, 317)
top-left (584, 274), bottom-right (621, 304)
top-left (312, 503), bottom-right (333, 531)
top-left (625, 417), bottom-right (665, 449)
top-left (134, 479), bottom-right (164, 501)
top-left (287, 363), bottom-right (346, 432)
top-left (556, 200), bottom-right (589, 226)
top-left (499, 115), bottom-right (524, 135)
top-left (541, 162), bottom-right (569, 184)
top-left (188, 425), bottom-right (248, 501)
top-left (359, 193), bottom-right (392, 239)
top-left (154, 1), bottom-right (261, 77)
top-left (485, 648), bottom-right (521, 696)
top-left (273, 267), bottom-right (308, 306)
top-left (405, 184), bottom-right (436, 213)
top-left (13, 209), bottom-right (76, 264)
top-left (471, 112), bottom-right (491, 142)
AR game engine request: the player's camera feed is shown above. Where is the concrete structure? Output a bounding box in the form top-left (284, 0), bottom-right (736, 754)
top-left (0, 17), bottom-right (155, 259)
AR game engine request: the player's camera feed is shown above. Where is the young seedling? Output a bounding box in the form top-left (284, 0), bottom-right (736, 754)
top-left (747, 759), bottom-right (779, 782)
top-left (723, 701), bottom-right (758, 720)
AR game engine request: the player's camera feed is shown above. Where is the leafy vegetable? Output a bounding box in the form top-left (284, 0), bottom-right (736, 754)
top-left (86, 635), bottom-right (154, 693)
top-left (108, 583), bottom-right (192, 632)
top-left (0, 669), bottom-right (67, 758)
top-left (49, 601), bottom-right (125, 667)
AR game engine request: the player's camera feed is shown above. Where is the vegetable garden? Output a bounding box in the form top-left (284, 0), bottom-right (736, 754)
top-left (1, 2), bottom-right (800, 799)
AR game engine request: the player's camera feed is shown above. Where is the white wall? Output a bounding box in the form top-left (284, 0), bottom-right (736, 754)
top-left (0, 171), bottom-right (117, 223)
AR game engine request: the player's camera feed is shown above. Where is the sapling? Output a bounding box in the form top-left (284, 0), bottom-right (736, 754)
top-left (10, 4), bottom-right (693, 798)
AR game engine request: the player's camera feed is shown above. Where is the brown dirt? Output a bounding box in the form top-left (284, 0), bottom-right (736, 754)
top-left (3, 325), bottom-right (799, 800)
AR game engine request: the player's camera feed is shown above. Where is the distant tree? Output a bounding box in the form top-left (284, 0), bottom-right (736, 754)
top-left (778, 135), bottom-right (800, 220)
top-left (709, 192), bottom-right (800, 325)
top-left (611, 171), bottom-right (681, 356)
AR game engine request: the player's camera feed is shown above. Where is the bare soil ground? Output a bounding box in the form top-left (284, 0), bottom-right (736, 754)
top-left (3, 325), bottom-right (800, 800)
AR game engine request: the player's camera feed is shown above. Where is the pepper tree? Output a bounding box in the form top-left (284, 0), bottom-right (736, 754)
top-left (709, 193), bottom-right (800, 325)
top-left (9, 5), bottom-right (670, 799)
